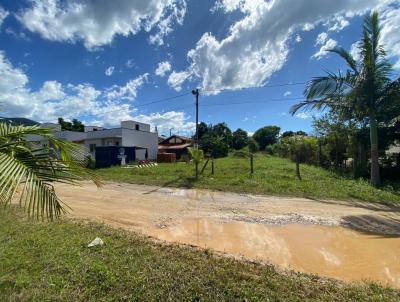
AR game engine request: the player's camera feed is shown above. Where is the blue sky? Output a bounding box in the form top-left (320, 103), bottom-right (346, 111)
top-left (0, 0), bottom-right (399, 136)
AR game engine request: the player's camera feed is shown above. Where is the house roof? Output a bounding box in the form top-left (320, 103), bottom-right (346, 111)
top-left (158, 143), bottom-right (192, 150)
top-left (159, 134), bottom-right (192, 145)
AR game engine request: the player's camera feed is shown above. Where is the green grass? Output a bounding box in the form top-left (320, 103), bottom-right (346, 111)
top-left (1, 210), bottom-right (399, 301)
top-left (97, 154), bottom-right (400, 203)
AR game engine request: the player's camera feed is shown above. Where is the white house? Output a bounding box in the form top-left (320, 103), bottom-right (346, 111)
top-left (30, 120), bottom-right (158, 161)
top-left (83, 120), bottom-right (158, 160)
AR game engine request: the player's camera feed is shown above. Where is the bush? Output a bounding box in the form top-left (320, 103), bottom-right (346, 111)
top-left (270, 136), bottom-right (319, 164)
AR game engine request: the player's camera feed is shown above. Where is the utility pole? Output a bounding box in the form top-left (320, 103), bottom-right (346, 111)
top-left (192, 89), bottom-right (199, 149)
top-left (169, 128), bottom-right (174, 137)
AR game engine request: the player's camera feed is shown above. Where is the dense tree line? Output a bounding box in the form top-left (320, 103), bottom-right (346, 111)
top-left (58, 118), bottom-right (85, 132)
top-left (195, 121), bottom-right (282, 157)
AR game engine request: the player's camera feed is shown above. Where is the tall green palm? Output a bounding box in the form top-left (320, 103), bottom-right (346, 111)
top-left (0, 123), bottom-right (100, 220)
top-left (291, 12), bottom-right (400, 186)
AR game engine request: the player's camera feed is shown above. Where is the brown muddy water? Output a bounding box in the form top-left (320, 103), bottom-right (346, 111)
top-left (150, 219), bottom-right (400, 288)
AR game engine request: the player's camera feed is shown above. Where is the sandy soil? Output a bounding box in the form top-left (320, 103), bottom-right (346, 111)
top-left (57, 181), bottom-right (400, 236)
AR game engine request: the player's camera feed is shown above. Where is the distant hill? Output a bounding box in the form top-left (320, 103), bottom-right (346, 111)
top-left (0, 117), bottom-right (40, 126)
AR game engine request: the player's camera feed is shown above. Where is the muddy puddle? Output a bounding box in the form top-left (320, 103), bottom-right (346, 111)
top-left (149, 219), bottom-right (400, 287)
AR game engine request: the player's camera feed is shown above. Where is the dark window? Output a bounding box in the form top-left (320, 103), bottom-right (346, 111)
top-left (135, 124), bottom-right (139, 131)
top-left (89, 144), bottom-right (96, 152)
top-left (93, 128), bottom-right (97, 131)
top-left (115, 141), bottom-right (119, 146)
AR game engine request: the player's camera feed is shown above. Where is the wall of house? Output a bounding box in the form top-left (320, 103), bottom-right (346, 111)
top-left (121, 120), bottom-right (150, 132)
top-left (121, 128), bottom-right (158, 160)
top-left (84, 138), bottom-right (122, 156)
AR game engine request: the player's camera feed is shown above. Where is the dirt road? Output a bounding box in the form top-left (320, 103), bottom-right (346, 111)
top-left (56, 182), bottom-right (400, 287)
top-left (58, 181), bottom-right (400, 235)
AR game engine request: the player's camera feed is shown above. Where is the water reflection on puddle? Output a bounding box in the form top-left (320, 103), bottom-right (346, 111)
top-left (150, 219), bottom-right (400, 287)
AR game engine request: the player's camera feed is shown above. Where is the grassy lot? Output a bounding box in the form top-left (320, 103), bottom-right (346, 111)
top-left (1, 210), bottom-right (399, 301)
top-left (97, 154), bottom-right (400, 203)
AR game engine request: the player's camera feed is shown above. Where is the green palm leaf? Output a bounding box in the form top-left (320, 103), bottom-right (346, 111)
top-left (0, 123), bottom-right (101, 220)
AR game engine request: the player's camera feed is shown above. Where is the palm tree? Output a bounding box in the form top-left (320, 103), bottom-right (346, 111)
top-left (188, 147), bottom-right (204, 179)
top-left (291, 11), bottom-right (400, 186)
top-left (0, 123), bottom-right (100, 220)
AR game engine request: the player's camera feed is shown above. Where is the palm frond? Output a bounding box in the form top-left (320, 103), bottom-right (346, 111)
top-left (0, 122), bottom-right (101, 220)
top-left (304, 71), bottom-right (355, 100)
top-left (327, 47), bottom-right (358, 74)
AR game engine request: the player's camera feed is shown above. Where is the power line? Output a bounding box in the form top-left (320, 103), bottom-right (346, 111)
top-left (199, 96), bottom-right (304, 107)
top-left (82, 80), bottom-right (308, 117)
top-left (135, 92), bottom-right (191, 108)
top-left (91, 92), bottom-right (192, 116)
top-left (201, 82), bottom-right (306, 93)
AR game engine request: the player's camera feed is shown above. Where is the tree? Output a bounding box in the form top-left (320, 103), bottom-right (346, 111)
top-left (253, 126), bottom-right (280, 150)
top-left (281, 131), bottom-right (294, 138)
top-left (291, 12), bottom-right (400, 186)
top-left (212, 123), bottom-right (233, 148)
top-left (71, 119), bottom-right (84, 132)
top-left (247, 137), bottom-right (259, 153)
top-left (196, 122), bottom-right (209, 141)
top-left (200, 132), bottom-right (229, 158)
top-left (58, 117), bottom-right (85, 132)
top-left (313, 113), bottom-right (352, 169)
top-left (0, 123), bottom-right (100, 220)
top-left (232, 128), bottom-right (248, 150)
top-left (281, 131), bottom-right (307, 138)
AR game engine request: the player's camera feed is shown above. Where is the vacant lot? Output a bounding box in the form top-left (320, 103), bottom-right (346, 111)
top-left (1, 210), bottom-right (399, 301)
top-left (97, 155), bottom-right (400, 203)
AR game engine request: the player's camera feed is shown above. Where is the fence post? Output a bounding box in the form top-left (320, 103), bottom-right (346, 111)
top-left (211, 159), bottom-right (214, 175)
top-left (296, 152), bottom-right (302, 180)
top-left (250, 153), bottom-right (254, 175)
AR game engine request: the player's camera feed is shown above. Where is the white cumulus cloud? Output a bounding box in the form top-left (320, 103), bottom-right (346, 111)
top-left (0, 50), bottom-right (194, 132)
top-left (0, 6), bottom-right (9, 28)
top-left (125, 59), bottom-right (135, 69)
top-left (325, 15), bottom-right (350, 32)
top-left (167, 70), bottom-right (191, 91)
top-left (295, 112), bottom-right (312, 119)
top-left (379, 4), bottom-right (400, 69)
top-left (105, 66), bottom-right (115, 76)
top-left (18, 0), bottom-right (187, 49)
top-left (173, 0), bottom-right (392, 92)
top-left (105, 73), bottom-right (149, 101)
top-left (312, 38), bottom-right (337, 60)
top-left (315, 32), bottom-right (328, 46)
top-left (155, 61), bottom-right (171, 77)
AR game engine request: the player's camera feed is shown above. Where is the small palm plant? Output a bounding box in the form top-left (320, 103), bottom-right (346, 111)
top-left (188, 147), bottom-right (204, 179)
top-left (0, 123), bottom-right (101, 220)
